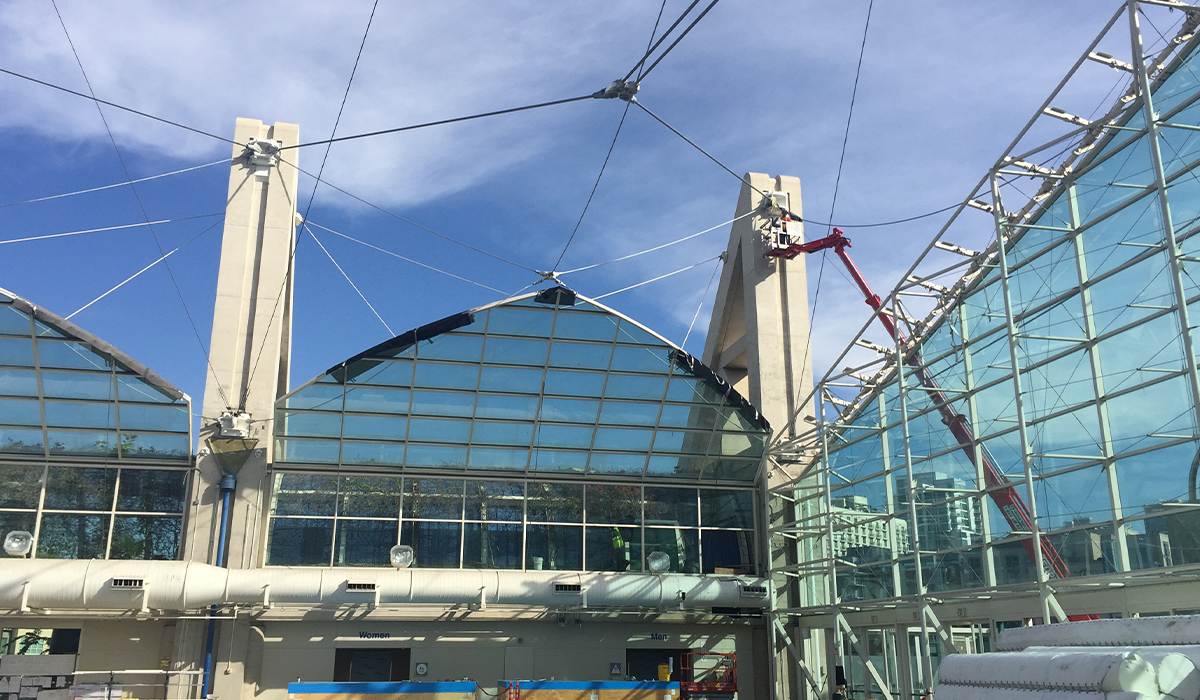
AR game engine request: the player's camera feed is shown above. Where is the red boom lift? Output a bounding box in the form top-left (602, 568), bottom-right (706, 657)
top-left (765, 204), bottom-right (1093, 603)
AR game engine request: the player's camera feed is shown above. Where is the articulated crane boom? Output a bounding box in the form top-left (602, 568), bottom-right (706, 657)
top-left (767, 213), bottom-right (1081, 585)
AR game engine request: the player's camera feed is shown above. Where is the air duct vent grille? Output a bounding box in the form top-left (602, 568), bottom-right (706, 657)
top-left (112, 578), bottom-right (145, 589)
top-left (346, 582), bottom-right (377, 592)
top-left (554, 583), bottom-right (582, 594)
top-left (739, 584), bottom-right (768, 597)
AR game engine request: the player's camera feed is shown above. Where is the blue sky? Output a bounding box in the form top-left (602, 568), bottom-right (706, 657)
top-left (0, 0), bottom-right (1124, 417)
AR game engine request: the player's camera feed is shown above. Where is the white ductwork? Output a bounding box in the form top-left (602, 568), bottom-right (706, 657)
top-left (998, 617), bottom-right (1200, 651)
top-left (0, 561), bottom-right (766, 612)
top-left (937, 650), bottom-right (1159, 695)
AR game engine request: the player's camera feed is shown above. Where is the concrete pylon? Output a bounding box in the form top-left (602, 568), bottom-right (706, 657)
top-left (702, 173), bottom-right (814, 455)
top-left (189, 118), bottom-right (300, 569)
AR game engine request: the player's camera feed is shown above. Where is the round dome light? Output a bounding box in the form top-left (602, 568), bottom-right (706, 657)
top-left (3, 530), bottom-right (33, 557)
top-left (389, 544), bottom-right (415, 569)
top-left (647, 550), bottom-right (671, 574)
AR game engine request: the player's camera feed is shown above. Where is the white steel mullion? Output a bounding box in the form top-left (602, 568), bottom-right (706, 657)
top-left (1067, 182), bottom-right (1130, 572)
top-left (892, 297), bottom-right (933, 692)
top-left (1128, 0), bottom-right (1200, 450)
top-left (958, 304), bottom-right (997, 587)
top-left (990, 173), bottom-right (1054, 624)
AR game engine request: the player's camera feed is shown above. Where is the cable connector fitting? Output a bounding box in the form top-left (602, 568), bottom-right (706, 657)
top-left (592, 79), bottom-right (639, 102)
top-left (244, 138), bottom-right (281, 179)
top-left (535, 270), bottom-right (562, 284)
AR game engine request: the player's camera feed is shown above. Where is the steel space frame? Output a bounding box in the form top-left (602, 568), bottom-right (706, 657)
top-left (764, 3), bottom-right (1200, 700)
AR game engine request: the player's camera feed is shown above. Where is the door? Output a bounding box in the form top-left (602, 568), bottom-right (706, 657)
top-left (625, 648), bottom-right (692, 682)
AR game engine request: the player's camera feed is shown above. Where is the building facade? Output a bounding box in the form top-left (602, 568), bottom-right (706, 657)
top-left (768, 4), bottom-right (1200, 700)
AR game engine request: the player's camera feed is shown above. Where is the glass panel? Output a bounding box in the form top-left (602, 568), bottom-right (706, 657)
top-left (616, 319), bottom-right (661, 345)
top-left (0, 369), bottom-right (39, 397)
top-left (338, 475), bottom-right (403, 518)
top-left (284, 384), bottom-right (344, 411)
top-left (417, 335), bottom-right (483, 363)
top-left (652, 430), bottom-right (710, 455)
top-left (346, 359), bottom-right (414, 387)
top-left (404, 444), bottom-right (466, 468)
top-left (586, 452), bottom-right (646, 475)
top-left (36, 513), bottom-right (109, 559)
top-left (659, 404), bottom-right (720, 430)
top-left (0, 427), bottom-right (43, 453)
top-left (43, 467), bottom-right (116, 510)
top-left (0, 464), bottom-right (42, 509)
top-left (644, 487), bottom-right (698, 527)
top-left (598, 401), bottom-right (659, 426)
top-left (701, 529), bottom-right (755, 574)
top-left (117, 469), bottom-right (186, 512)
top-left (592, 427), bottom-right (652, 452)
top-left (465, 480), bottom-right (524, 521)
top-left (1130, 508), bottom-right (1200, 569)
top-left (110, 515), bottom-right (181, 560)
top-left (645, 455), bottom-right (706, 480)
top-left (334, 520), bottom-right (397, 566)
top-left (0, 305), bottom-right (31, 334)
top-left (118, 404), bottom-right (188, 432)
top-left (700, 489), bottom-right (754, 528)
top-left (414, 362), bottom-right (478, 390)
top-left (280, 412), bottom-right (341, 438)
top-left (992, 539), bottom-right (1039, 586)
top-left (527, 482), bottom-right (583, 522)
top-left (267, 518), bottom-right (333, 566)
top-left (404, 479), bottom-right (464, 519)
top-left (534, 424), bottom-right (593, 449)
top-left (604, 374), bottom-right (666, 400)
top-left (464, 522), bottom-right (522, 569)
top-left (271, 473), bottom-right (337, 516)
top-left (0, 398), bottom-right (40, 426)
top-left (340, 442), bottom-right (405, 466)
top-left (344, 386), bottom-right (409, 414)
top-left (528, 449), bottom-right (588, 473)
top-left (610, 346), bottom-right (671, 373)
top-left (0, 338), bottom-right (34, 367)
top-left (644, 527), bottom-right (699, 573)
top-left (488, 307), bottom-right (554, 337)
top-left (552, 312), bottom-right (617, 342)
top-left (471, 421), bottom-right (533, 446)
top-left (479, 366), bottom-right (543, 394)
top-left (410, 390), bottom-right (474, 417)
top-left (0, 511), bottom-right (36, 541)
top-left (483, 337), bottom-right (548, 366)
top-left (548, 342), bottom-right (612, 369)
top-left (586, 484), bottom-right (641, 524)
top-left (586, 526), bottom-right (642, 572)
top-left (342, 414), bottom-right (407, 440)
top-left (408, 418), bottom-right (471, 443)
top-left (539, 398), bottom-right (599, 424)
top-left (467, 447), bottom-right (529, 470)
top-left (402, 521), bottom-right (462, 568)
top-left (115, 375), bottom-right (177, 403)
top-left (841, 562), bottom-right (895, 601)
top-left (543, 370), bottom-right (605, 398)
top-left (36, 341), bottom-right (112, 371)
top-left (476, 394), bottom-right (538, 420)
top-left (47, 430), bottom-right (117, 457)
top-left (526, 524), bottom-right (582, 570)
top-left (41, 372), bottom-right (113, 401)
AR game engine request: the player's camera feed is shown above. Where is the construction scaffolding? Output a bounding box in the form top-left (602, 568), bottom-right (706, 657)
top-left (766, 3), bottom-right (1200, 699)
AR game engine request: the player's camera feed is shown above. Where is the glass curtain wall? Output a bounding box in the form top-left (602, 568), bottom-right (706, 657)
top-left (777, 14), bottom-right (1200, 606)
top-left (0, 288), bottom-right (193, 560)
top-left (272, 288), bottom-right (768, 571)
